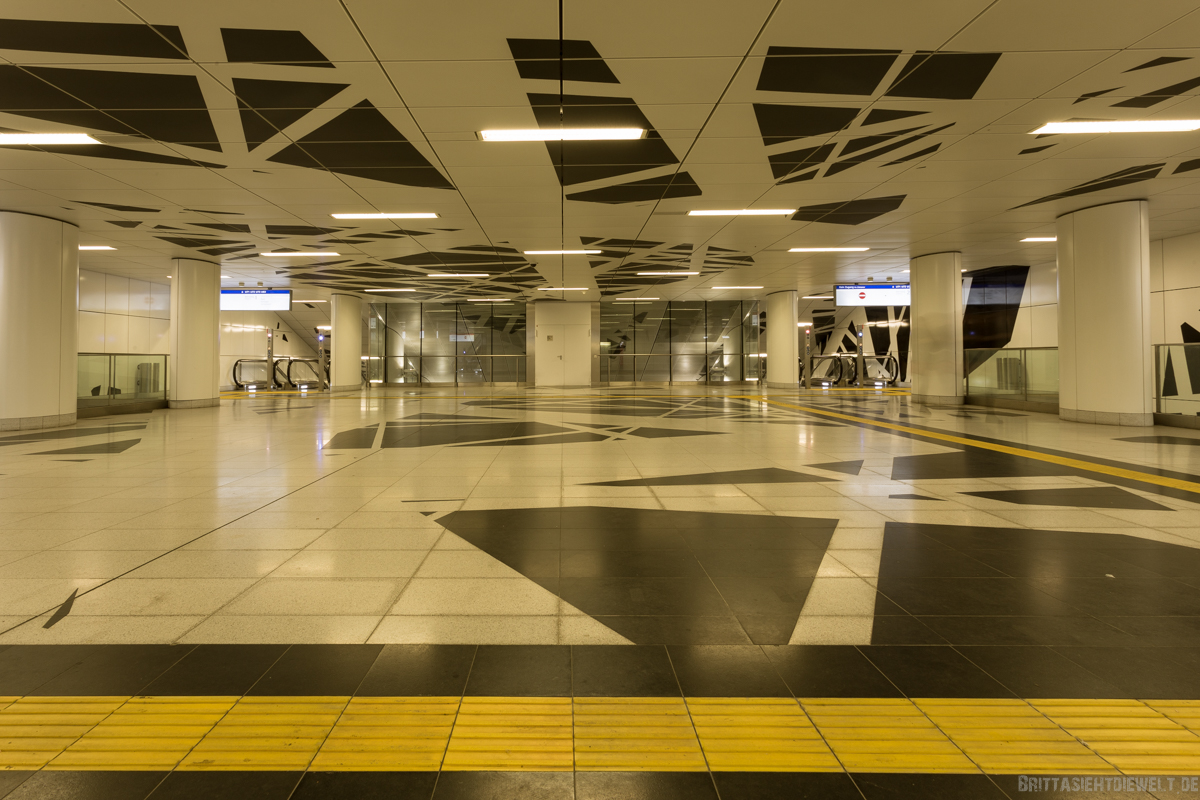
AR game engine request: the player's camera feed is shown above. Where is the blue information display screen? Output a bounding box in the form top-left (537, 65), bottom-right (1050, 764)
top-left (834, 284), bottom-right (910, 306)
top-left (220, 289), bottom-right (292, 311)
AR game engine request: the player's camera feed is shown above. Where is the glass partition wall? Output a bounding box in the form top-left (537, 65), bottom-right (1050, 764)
top-left (599, 299), bottom-right (761, 383)
top-left (368, 302), bottom-right (527, 385)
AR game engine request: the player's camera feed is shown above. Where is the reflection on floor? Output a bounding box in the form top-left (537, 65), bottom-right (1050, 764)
top-left (1, 386), bottom-right (1199, 796)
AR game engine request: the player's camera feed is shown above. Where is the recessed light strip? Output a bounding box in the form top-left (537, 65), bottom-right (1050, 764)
top-left (78, 245), bottom-right (115, 251)
top-left (523, 250), bottom-right (602, 255)
top-left (260, 251), bottom-right (340, 257)
top-left (537, 287), bottom-right (589, 291)
top-left (428, 273), bottom-right (489, 278)
top-left (712, 286), bottom-right (763, 289)
top-left (1020, 237), bottom-right (1057, 242)
top-left (1032, 120), bottom-right (1200, 134)
top-left (0, 133), bottom-right (99, 145)
top-left (363, 288), bottom-right (417, 292)
top-left (467, 298), bottom-right (514, 302)
top-left (481, 128), bottom-right (644, 142)
top-left (789, 247), bottom-right (870, 252)
top-left (637, 271), bottom-right (699, 276)
top-left (612, 298), bottom-right (659, 302)
top-left (331, 212), bottom-right (438, 219)
top-left (688, 209), bottom-right (795, 216)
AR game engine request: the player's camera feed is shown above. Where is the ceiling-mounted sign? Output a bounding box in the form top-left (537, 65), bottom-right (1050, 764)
top-left (834, 284), bottom-right (910, 307)
top-left (220, 289), bottom-right (292, 311)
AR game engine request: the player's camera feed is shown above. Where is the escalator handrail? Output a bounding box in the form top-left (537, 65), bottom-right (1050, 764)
top-left (232, 358), bottom-right (270, 389)
top-left (286, 358), bottom-right (323, 388)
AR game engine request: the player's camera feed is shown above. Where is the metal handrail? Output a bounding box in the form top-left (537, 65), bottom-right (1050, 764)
top-left (286, 358), bottom-right (325, 389)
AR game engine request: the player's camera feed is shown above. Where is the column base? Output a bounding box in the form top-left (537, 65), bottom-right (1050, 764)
top-left (766, 381), bottom-right (800, 389)
top-left (911, 394), bottom-right (964, 406)
top-left (169, 398), bottom-right (221, 409)
top-left (1060, 407), bottom-right (1153, 427)
top-left (331, 384), bottom-right (363, 392)
top-left (0, 411), bottom-right (76, 432)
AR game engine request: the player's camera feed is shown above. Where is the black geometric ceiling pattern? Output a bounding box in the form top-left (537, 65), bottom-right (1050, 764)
top-left (580, 239), bottom-right (753, 295)
top-left (749, 46), bottom-right (1001, 191)
top-left (0, 19), bottom-right (452, 191)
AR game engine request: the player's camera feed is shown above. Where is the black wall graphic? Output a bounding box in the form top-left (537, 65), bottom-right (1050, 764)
top-left (884, 52), bottom-right (1001, 99)
top-left (757, 47), bottom-right (900, 95)
top-left (565, 172), bottom-right (701, 203)
top-left (585, 241), bottom-right (751, 295)
top-left (962, 265), bottom-right (1029, 375)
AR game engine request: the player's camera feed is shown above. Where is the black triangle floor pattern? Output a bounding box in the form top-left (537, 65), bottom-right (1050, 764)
top-left (585, 467), bottom-right (837, 487)
top-left (961, 486), bottom-right (1170, 510)
top-left (808, 459), bottom-right (864, 476)
top-left (31, 439), bottom-right (140, 455)
top-left (437, 506), bottom-right (838, 645)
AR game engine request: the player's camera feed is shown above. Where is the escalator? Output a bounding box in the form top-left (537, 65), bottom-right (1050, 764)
top-left (233, 357), bottom-right (327, 390)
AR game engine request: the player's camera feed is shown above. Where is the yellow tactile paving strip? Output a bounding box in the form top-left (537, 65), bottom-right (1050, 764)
top-left (3, 695), bottom-right (1200, 774)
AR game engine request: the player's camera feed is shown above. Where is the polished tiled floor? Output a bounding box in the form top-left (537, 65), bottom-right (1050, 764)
top-left (1, 387), bottom-right (1200, 797)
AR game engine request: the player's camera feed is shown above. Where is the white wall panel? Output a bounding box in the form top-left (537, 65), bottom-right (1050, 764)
top-left (104, 274), bottom-right (129, 315)
top-left (79, 269), bottom-right (105, 312)
top-left (1163, 231), bottom-right (1200, 291)
top-left (104, 314), bottom-right (128, 354)
top-left (78, 311), bottom-right (105, 352)
top-left (129, 279), bottom-right (151, 317)
top-left (1029, 262), bottom-right (1058, 307)
top-left (1030, 304), bottom-right (1058, 348)
top-left (148, 318), bottom-right (170, 355)
top-left (127, 315), bottom-right (150, 353)
top-left (150, 283), bottom-right (170, 319)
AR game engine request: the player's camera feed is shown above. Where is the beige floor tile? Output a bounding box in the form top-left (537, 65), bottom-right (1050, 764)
top-left (70, 578), bottom-right (256, 616)
top-left (221, 577), bottom-right (406, 615)
top-left (180, 615), bottom-right (381, 644)
top-left (270, 550), bottom-right (427, 578)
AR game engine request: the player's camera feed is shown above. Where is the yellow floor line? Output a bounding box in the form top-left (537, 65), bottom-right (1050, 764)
top-left (3, 695), bottom-right (1196, 774)
top-left (754, 397), bottom-right (1200, 496)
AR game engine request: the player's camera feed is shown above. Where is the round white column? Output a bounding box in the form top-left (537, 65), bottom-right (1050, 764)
top-left (168, 258), bottom-right (220, 408)
top-left (765, 290), bottom-right (799, 388)
top-left (0, 211), bottom-right (78, 430)
top-left (1057, 200), bottom-right (1152, 426)
top-left (909, 251), bottom-right (964, 405)
top-left (330, 293), bottom-right (363, 392)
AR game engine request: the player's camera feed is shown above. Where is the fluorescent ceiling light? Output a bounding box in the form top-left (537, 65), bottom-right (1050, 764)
top-left (712, 286), bottom-right (763, 289)
top-left (316, 325), bottom-right (331, 330)
top-left (330, 212), bottom-right (438, 219)
top-left (637, 271), bottom-right (699, 276)
top-left (295, 299), bottom-right (326, 303)
top-left (537, 287), bottom-right (589, 291)
top-left (802, 295), bottom-right (833, 300)
top-left (259, 251), bottom-right (340, 257)
top-left (0, 133), bottom-right (100, 145)
top-left (797, 322), bottom-right (813, 327)
top-left (78, 245), bottom-right (115, 251)
top-left (789, 247), bottom-right (869, 252)
top-left (1032, 120), bottom-right (1200, 134)
top-left (523, 249), bottom-right (602, 255)
top-left (1021, 237), bottom-right (1057, 242)
top-left (481, 128), bottom-right (644, 142)
top-left (467, 298), bottom-right (513, 302)
top-left (363, 288), bottom-right (417, 292)
top-left (613, 298), bottom-right (659, 302)
top-left (428, 273), bottom-right (489, 278)
top-left (688, 209), bottom-right (795, 216)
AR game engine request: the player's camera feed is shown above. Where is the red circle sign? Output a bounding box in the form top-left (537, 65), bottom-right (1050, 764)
top-left (858, 291), bottom-right (867, 299)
